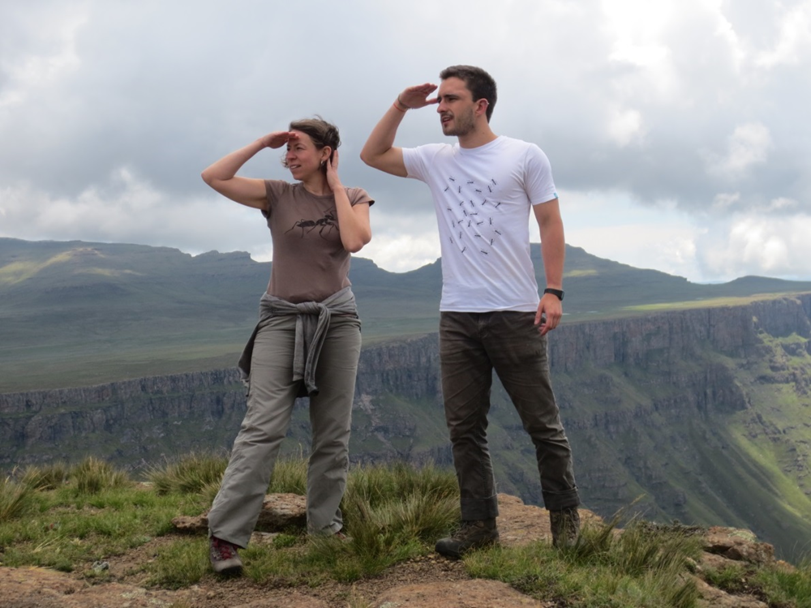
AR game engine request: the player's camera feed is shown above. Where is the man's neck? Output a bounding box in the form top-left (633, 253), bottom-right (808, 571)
top-left (457, 124), bottom-right (498, 149)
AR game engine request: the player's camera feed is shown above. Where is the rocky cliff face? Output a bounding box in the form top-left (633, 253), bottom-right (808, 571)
top-left (2, 294), bottom-right (811, 560)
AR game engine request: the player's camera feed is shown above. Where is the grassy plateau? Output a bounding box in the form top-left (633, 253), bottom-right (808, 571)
top-left (3, 454), bottom-right (811, 607)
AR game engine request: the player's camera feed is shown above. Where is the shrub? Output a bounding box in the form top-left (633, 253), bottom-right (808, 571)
top-left (267, 457), bottom-right (308, 495)
top-left (0, 476), bottom-right (30, 522)
top-left (147, 452), bottom-right (228, 495)
top-left (70, 457), bottom-right (130, 494)
top-left (20, 463), bottom-right (70, 491)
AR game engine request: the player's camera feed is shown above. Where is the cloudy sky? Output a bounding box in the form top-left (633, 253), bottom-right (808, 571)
top-left (1, 0), bottom-right (810, 283)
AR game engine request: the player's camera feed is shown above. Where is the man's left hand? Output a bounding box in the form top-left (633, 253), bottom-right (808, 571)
top-left (535, 294), bottom-right (562, 335)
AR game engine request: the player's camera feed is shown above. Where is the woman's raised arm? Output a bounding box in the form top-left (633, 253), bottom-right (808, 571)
top-left (201, 132), bottom-right (297, 209)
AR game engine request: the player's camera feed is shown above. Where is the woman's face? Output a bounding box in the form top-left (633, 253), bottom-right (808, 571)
top-left (285, 131), bottom-right (328, 181)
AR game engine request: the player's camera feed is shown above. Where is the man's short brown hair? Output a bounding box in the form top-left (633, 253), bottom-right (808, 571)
top-left (439, 65), bottom-right (497, 122)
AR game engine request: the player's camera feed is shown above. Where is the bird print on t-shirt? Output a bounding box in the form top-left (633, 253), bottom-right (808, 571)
top-left (444, 176), bottom-right (504, 257)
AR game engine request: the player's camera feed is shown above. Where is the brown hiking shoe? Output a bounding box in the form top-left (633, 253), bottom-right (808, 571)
top-left (550, 507), bottom-right (581, 547)
top-left (209, 536), bottom-right (243, 574)
top-left (435, 519), bottom-right (499, 559)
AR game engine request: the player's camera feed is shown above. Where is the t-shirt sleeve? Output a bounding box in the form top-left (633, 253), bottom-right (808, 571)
top-left (402, 144), bottom-right (444, 182)
top-left (524, 145), bottom-right (558, 205)
top-left (263, 179), bottom-right (289, 218)
top-left (348, 187), bottom-right (375, 207)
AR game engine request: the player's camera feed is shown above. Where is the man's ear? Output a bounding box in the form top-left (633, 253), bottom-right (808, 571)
top-left (476, 99), bottom-right (489, 117)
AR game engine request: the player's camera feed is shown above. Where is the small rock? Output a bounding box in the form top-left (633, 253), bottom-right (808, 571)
top-left (703, 527), bottom-right (775, 565)
top-left (171, 493), bottom-right (307, 534)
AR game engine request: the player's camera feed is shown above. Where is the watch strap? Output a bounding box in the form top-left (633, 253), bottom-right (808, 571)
top-left (543, 288), bottom-right (564, 301)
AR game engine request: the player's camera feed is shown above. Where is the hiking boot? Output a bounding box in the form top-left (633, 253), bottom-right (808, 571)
top-left (435, 519), bottom-right (499, 559)
top-left (550, 507), bottom-right (581, 548)
top-left (209, 536), bottom-right (243, 574)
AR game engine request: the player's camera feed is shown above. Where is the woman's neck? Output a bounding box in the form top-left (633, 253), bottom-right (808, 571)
top-left (300, 172), bottom-right (331, 196)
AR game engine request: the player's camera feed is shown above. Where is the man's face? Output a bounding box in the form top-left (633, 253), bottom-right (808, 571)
top-left (436, 77), bottom-right (477, 137)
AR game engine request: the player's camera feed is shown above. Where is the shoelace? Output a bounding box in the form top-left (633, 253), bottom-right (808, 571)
top-left (214, 538), bottom-right (237, 559)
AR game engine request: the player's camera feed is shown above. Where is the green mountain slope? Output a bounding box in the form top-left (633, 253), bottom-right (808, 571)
top-left (2, 237), bottom-right (811, 393)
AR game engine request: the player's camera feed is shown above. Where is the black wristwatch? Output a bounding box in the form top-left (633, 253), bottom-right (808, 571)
top-left (543, 288), bottom-right (564, 301)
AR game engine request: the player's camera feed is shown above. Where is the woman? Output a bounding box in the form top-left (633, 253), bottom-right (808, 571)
top-left (201, 118), bottom-right (373, 574)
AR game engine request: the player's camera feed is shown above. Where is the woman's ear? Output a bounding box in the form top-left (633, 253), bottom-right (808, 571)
top-left (321, 146), bottom-right (333, 162)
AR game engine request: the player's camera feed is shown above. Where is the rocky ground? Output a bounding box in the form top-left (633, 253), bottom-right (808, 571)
top-left (0, 494), bottom-right (786, 608)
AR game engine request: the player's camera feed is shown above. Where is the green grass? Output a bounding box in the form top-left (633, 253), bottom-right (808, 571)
top-left (148, 453), bottom-right (229, 496)
top-left (147, 537), bottom-right (211, 588)
top-left (701, 562), bottom-right (749, 594)
top-left (752, 560), bottom-right (811, 607)
top-left (0, 486), bottom-right (203, 572)
top-left (5, 454), bottom-right (811, 606)
top-left (622, 292), bottom-right (801, 313)
top-left (20, 463), bottom-right (70, 491)
top-left (0, 476), bottom-right (31, 522)
top-left (70, 457), bottom-right (131, 494)
top-left (465, 519), bottom-right (702, 607)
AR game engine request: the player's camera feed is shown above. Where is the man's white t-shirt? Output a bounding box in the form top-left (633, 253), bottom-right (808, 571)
top-left (402, 136), bottom-right (558, 313)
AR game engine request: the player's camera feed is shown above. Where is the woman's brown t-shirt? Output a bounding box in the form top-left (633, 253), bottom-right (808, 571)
top-left (263, 180), bottom-right (373, 303)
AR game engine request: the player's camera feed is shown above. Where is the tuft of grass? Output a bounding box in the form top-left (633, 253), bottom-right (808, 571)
top-left (0, 476), bottom-right (31, 522)
top-left (345, 460), bottom-right (458, 509)
top-left (146, 452), bottom-right (308, 498)
top-left (752, 560), bottom-right (811, 608)
top-left (147, 453), bottom-right (228, 495)
top-left (20, 463), bottom-right (70, 491)
top-left (465, 518), bottom-right (701, 608)
top-left (267, 456), bottom-right (308, 495)
top-left (199, 480), bottom-right (222, 506)
top-left (316, 461), bottom-right (459, 579)
top-left (146, 537), bottom-right (210, 588)
top-left (701, 562), bottom-right (749, 594)
top-left (70, 457), bottom-right (130, 494)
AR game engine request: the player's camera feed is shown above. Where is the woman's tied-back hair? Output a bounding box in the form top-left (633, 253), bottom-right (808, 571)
top-left (284, 117), bottom-right (341, 173)
top-left (439, 65), bottom-right (497, 122)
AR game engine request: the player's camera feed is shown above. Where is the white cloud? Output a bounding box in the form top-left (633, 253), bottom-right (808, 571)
top-left (360, 233), bottom-right (441, 273)
top-left (707, 122), bottom-right (772, 179)
top-left (698, 211), bottom-right (811, 280)
top-left (767, 197), bottom-right (798, 212)
top-left (0, 170), bottom-right (269, 255)
top-left (607, 107), bottom-right (644, 147)
top-left (711, 192), bottom-right (741, 212)
top-left (602, 0), bottom-right (679, 98)
top-left (755, 2), bottom-right (811, 69)
top-left (557, 189), bottom-right (702, 279)
top-left (0, 4), bottom-right (86, 111)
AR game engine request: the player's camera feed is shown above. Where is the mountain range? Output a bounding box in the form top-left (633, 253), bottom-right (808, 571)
top-left (2, 236), bottom-right (810, 392)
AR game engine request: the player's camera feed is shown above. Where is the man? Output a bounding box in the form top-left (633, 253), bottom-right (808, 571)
top-left (361, 65), bottom-right (581, 558)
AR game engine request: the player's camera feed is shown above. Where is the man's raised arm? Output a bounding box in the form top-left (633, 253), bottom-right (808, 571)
top-left (360, 83), bottom-right (438, 177)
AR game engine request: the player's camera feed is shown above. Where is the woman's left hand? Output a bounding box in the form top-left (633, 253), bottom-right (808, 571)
top-left (325, 150), bottom-right (343, 192)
